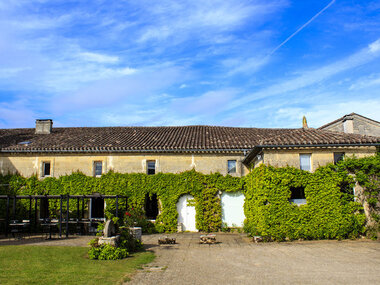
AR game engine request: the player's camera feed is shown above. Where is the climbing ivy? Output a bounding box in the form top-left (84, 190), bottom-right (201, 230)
top-left (243, 164), bottom-right (365, 241)
top-left (1, 154), bottom-right (378, 239)
top-left (335, 153), bottom-right (380, 239)
top-left (0, 170), bottom-right (242, 233)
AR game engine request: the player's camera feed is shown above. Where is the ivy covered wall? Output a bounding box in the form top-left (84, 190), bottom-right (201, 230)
top-left (0, 170), bottom-right (242, 233)
top-left (243, 165), bottom-right (365, 241)
top-left (335, 153), bottom-right (380, 239)
top-left (1, 154), bottom-right (377, 240)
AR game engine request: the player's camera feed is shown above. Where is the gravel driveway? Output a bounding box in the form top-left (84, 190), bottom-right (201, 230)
top-left (130, 233), bottom-right (380, 285)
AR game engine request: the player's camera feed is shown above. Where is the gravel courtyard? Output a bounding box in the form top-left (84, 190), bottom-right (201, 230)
top-left (131, 233), bottom-right (380, 285)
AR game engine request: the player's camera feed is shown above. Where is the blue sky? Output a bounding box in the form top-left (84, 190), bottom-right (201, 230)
top-left (0, 0), bottom-right (380, 129)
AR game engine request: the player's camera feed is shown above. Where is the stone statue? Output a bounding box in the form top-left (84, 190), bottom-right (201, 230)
top-left (99, 219), bottom-right (119, 246)
top-left (103, 220), bottom-right (115, 237)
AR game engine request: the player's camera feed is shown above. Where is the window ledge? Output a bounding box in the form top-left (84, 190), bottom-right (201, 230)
top-left (290, 199), bottom-right (307, 205)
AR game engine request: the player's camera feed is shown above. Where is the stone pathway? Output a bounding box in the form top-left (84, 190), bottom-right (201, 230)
top-left (130, 233), bottom-right (380, 285)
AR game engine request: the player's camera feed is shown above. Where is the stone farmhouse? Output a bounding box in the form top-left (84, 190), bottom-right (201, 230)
top-left (0, 118), bottom-right (379, 178)
top-left (0, 117), bottom-right (379, 231)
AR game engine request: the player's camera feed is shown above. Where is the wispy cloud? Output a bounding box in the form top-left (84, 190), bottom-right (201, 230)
top-left (136, 1), bottom-right (283, 44)
top-left (273, 99), bottom-right (380, 128)
top-left (349, 73), bottom-right (380, 90)
top-left (225, 39), bottom-right (380, 111)
top-left (0, 0), bottom-right (379, 129)
top-left (78, 52), bottom-right (119, 64)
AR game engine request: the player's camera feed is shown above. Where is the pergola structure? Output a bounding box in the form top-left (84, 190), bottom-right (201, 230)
top-left (0, 194), bottom-right (127, 238)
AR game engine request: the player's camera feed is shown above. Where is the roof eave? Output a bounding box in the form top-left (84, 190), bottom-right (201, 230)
top-left (0, 148), bottom-right (252, 154)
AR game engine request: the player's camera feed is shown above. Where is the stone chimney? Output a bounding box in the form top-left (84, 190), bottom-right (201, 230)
top-left (343, 115), bottom-right (354, 133)
top-left (302, 116), bottom-right (308, 129)
top-left (35, 119), bottom-right (53, 134)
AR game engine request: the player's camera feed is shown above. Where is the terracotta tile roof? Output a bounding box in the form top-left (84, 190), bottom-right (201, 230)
top-left (259, 128), bottom-right (380, 146)
top-left (0, 126), bottom-right (378, 153)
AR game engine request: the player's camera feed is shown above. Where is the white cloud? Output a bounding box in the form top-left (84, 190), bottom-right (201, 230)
top-left (369, 39), bottom-right (380, 53)
top-left (0, 67), bottom-right (30, 78)
top-left (349, 73), bottom-right (380, 90)
top-left (78, 52), bottom-right (119, 64)
top-left (50, 65), bottom-right (185, 114)
top-left (225, 38), bottom-right (380, 111)
top-left (274, 99), bottom-right (380, 128)
top-left (225, 56), bottom-right (270, 75)
top-left (137, 0), bottom-right (285, 43)
top-left (171, 89), bottom-right (239, 116)
top-left (0, 99), bottom-right (39, 128)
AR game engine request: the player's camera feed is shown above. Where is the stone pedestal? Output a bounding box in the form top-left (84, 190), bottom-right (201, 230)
top-left (129, 227), bottom-right (142, 241)
top-left (98, 235), bottom-right (120, 247)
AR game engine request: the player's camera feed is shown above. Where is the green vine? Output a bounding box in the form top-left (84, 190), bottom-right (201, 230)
top-left (243, 164), bottom-right (365, 241)
top-left (1, 153), bottom-right (378, 239)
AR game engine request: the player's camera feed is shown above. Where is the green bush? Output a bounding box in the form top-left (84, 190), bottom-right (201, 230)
top-left (88, 244), bottom-right (128, 260)
top-left (124, 207), bottom-right (156, 234)
top-left (118, 227), bottom-right (143, 252)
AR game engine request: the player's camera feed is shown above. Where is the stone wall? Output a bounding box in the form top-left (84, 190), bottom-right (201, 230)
top-left (261, 146), bottom-right (377, 171)
top-left (0, 153), bottom-right (249, 178)
top-left (321, 115), bottom-right (380, 137)
top-left (0, 146), bottom-right (377, 178)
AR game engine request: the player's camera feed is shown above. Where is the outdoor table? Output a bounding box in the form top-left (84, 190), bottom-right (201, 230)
top-left (40, 220), bottom-right (59, 239)
top-left (9, 221), bottom-right (29, 238)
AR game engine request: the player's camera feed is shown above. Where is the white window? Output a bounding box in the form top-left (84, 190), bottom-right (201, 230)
top-left (227, 160), bottom-right (237, 174)
top-left (147, 161), bottom-right (156, 175)
top-left (93, 161), bottom-right (102, 177)
top-left (300, 154), bottom-right (311, 171)
top-left (42, 162), bottom-right (51, 177)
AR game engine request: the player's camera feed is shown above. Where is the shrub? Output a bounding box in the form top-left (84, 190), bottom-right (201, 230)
top-left (88, 244), bottom-right (128, 260)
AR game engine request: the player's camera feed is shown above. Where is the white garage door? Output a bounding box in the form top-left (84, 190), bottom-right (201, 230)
top-left (176, 194), bottom-right (197, 232)
top-left (221, 191), bottom-right (245, 227)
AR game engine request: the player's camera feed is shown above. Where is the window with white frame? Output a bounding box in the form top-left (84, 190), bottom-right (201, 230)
top-left (93, 161), bottom-right (102, 177)
top-left (299, 154), bottom-right (311, 171)
top-left (42, 161), bottom-right (51, 177)
top-left (227, 160), bottom-right (237, 174)
top-left (147, 160), bottom-right (156, 175)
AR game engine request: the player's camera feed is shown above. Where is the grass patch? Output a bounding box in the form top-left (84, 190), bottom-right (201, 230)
top-left (0, 245), bottom-right (155, 285)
